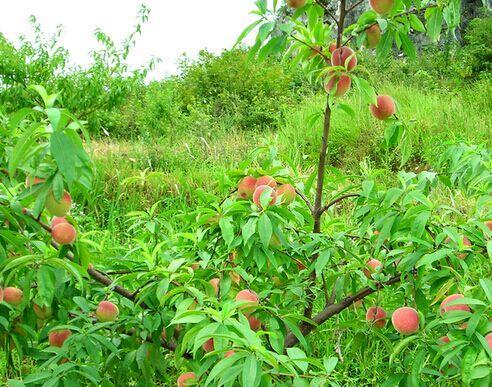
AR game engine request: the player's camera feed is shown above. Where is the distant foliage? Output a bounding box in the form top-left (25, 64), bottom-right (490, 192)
top-left (460, 16), bottom-right (492, 78)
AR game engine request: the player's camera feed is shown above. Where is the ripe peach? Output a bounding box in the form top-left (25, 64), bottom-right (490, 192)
top-left (209, 278), bottom-right (220, 295)
top-left (4, 287), bottom-right (23, 306)
top-left (224, 349), bottom-right (235, 358)
top-left (248, 315), bottom-right (261, 331)
top-left (49, 329), bottom-right (72, 347)
top-left (438, 335), bottom-right (451, 345)
top-left (33, 304), bottom-right (53, 320)
top-left (485, 220), bottom-right (492, 231)
top-left (440, 294), bottom-right (471, 316)
top-left (51, 216), bottom-right (68, 228)
top-left (253, 185), bottom-right (277, 209)
top-left (369, 0), bottom-right (394, 14)
top-left (325, 73), bottom-right (351, 97)
top-left (363, 259), bottom-right (383, 278)
top-left (25, 176), bottom-right (45, 187)
top-left (235, 289), bottom-right (259, 315)
top-left (255, 176), bottom-right (277, 189)
top-left (370, 95), bottom-right (395, 120)
top-left (366, 306), bottom-right (387, 328)
top-left (276, 184), bottom-right (296, 205)
top-left (365, 24), bottom-right (381, 48)
top-left (96, 301), bottom-right (119, 322)
top-left (392, 307), bottom-right (419, 335)
top-left (485, 333), bottom-right (492, 349)
top-left (329, 42), bottom-right (337, 53)
top-left (286, 0), bottom-right (306, 8)
top-left (202, 338), bottom-right (214, 352)
top-left (237, 176), bottom-right (257, 199)
top-left (331, 47), bottom-right (357, 71)
top-left (177, 372), bottom-right (196, 387)
top-left (51, 223), bottom-right (77, 245)
top-left (45, 190), bottom-right (72, 217)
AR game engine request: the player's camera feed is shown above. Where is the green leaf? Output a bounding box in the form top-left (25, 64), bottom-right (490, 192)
top-left (219, 217), bottom-right (234, 247)
top-left (409, 14), bottom-right (425, 32)
top-left (287, 347), bottom-right (308, 372)
top-left (399, 33), bottom-right (416, 59)
top-left (353, 77), bottom-right (376, 105)
top-left (235, 19), bottom-right (262, 46)
top-left (258, 213), bottom-right (272, 249)
top-left (425, 7), bottom-right (443, 42)
top-left (376, 31), bottom-right (394, 61)
top-left (242, 217), bottom-right (258, 245)
top-left (50, 131), bottom-right (77, 184)
top-left (242, 354), bottom-right (260, 387)
top-left (314, 249), bottom-right (331, 278)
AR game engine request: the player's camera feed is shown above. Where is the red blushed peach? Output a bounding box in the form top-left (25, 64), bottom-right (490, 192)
top-left (25, 176), bottom-right (45, 187)
top-left (253, 185), bottom-right (277, 209)
top-left (324, 73), bottom-right (351, 97)
top-left (329, 42), bottom-right (337, 53)
top-left (51, 223), bottom-right (77, 245)
top-left (202, 338), bottom-right (214, 353)
top-left (485, 220), bottom-right (492, 231)
top-left (255, 176), bottom-right (277, 189)
top-left (224, 349), bottom-right (235, 358)
top-left (370, 95), bottom-right (396, 120)
top-left (0, 288), bottom-right (3, 302)
top-left (391, 307), bottom-right (419, 335)
top-left (440, 294), bottom-right (471, 316)
top-left (33, 304), bottom-right (53, 320)
top-left (276, 184), bottom-right (296, 205)
top-left (248, 315), bottom-right (261, 331)
top-left (237, 176), bottom-right (257, 200)
top-left (51, 216), bottom-right (69, 229)
top-left (96, 301), bottom-right (119, 322)
top-left (4, 287), bottom-right (23, 306)
top-left (45, 190), bottom-right (72, 217)
top-left (363, 259), bottom-right (383, 278)
top-left (286, 0), bottom-right (306, 8)
top-left (369, 0), bottom-right (394, 14)
top-left (209, 278), bottom-right (220, 295)
top-left (485, 333), bottom-right (492, 350)
top-left (365, 306), bottom-right (387, 328)
top-left (438, 336), bottom-right (451, 345)
top-left (235, 289), bottom-right (259, 315)
top-left (49, 329), bottom-right (72, 348)
top-left (177, 372), bottom-right (196, 387)
top-left (331, 47), bottom-right (357, 71)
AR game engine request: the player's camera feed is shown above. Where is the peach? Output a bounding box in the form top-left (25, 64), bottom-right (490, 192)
top-left (237, 176), bottom-right (257, 199)
top-left (4, 287), bottom-right (23, 306)
top-left (51, 223), bottom-right (77, 245)
top-left (324, 73), bottom-right (351, 97)
top-left (202, 338), bottom-right (214, 352)
top-left (331, 47), bottom-right (357, 71)
top-left (485, 220), bottom-right (492, 231)
top-left (438, 336), bottom-right (451, 345)
top-left (224, 349), bottom-right (235, 358)
top-left (177, 372), bottom-right (196, 387)
top-left (51, 216), bottom-right (68, 228)
top-left (33, 304), bottom-right (53, 320)
top-left (96, 301), bottom-right (119, 322)
top-left (248, 315), bottom-right (261, 331)
top-left (0, 287), bottom-right (2, 302)
top-left (392, 307), bottom-right (419, 335)
top-left (253, 185), bottom-right (277, 209)
top-left (45, 190), bottom-right (72, 217)
top-left (286, 0), bottom-right (306, 8)
top-left (329, 42), bottom-right (337, 53)
top-left (365, 24), bottom-right (381, 48)
top-left (440, 294), bottom-right (471, 316)
top-left (369, 0), bottom-right (394, 14)
top-left (25, 176), bottom-right (45, 187)
top-left (365, 306), bottom-right (387, 328)
top-left (276, 184), bottom-right (296, 205)
top-left (49, 329), bottom-right (72, 347)
top-left (485, 333), bottom-right (492, 350)
top-left (363, 259), bottom-right (383, 278)
top-left (235, 289), bottom-right (259, 315)
top-left (370, 95), bottom-right (395, 120)
top-left (255, 176), bottom-right (277, 189)
top-left (209, 278), bottom-right (220, 295)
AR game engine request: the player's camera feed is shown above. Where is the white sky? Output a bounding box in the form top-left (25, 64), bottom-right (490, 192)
top-left (0, 0), bottom-right (257, 78)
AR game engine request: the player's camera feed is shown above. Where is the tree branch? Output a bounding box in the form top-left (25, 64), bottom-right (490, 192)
top-left (346, 0), bottom-right (365, 13)
top-left (295, 188), bottom-right (314, 213)
top-left (284, 274), bottom-right (403, 347)
top-left (319, 193), bottom-right (359, 215)
top-left (290, 35), bottom-right (330, 62)
top-left (313, 0), bottom-right (338, 25)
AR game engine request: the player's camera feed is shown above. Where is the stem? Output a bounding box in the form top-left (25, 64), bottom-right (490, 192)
top-left (319, 193), bottom-right (359, 215)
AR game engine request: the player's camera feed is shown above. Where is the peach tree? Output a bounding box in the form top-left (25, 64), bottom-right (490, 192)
top-left (1, 2), bottom-right (491, 387)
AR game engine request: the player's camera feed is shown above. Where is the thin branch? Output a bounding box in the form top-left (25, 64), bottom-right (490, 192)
top-left (284, 273), bottom-right (404, 347)
top-left (346, 0), bottom-right (365, 13)
top-left (295, 188), bottom-right (314, 213)
top-left (290, 35), bottom-right (330, 62)
top-left (319, 193), bottom-right (359, 215)
top-left (313, 0), bottom-right (338, 25)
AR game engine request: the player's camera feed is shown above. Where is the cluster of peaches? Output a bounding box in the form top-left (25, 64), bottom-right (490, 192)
top-left (362, 224), bottom-right (492, 344)
top-left (237, 175), bottom-right (296, 209)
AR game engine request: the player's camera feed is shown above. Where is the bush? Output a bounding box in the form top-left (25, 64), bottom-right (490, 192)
top-left (460, 16), bottom-right (492, 78)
